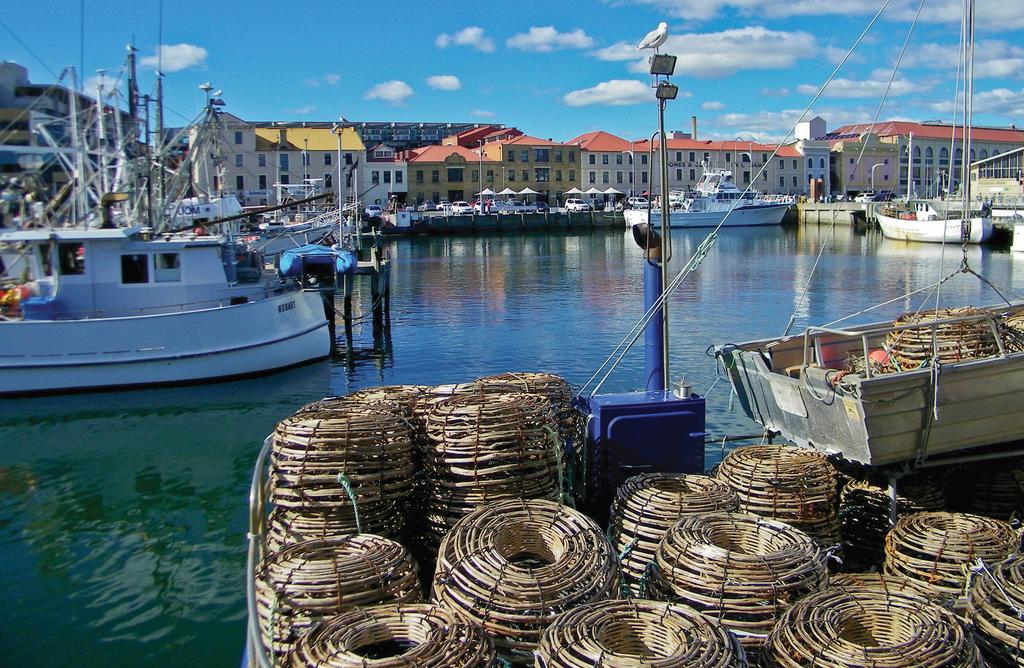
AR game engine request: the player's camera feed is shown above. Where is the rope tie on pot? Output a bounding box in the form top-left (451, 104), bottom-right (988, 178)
top-left (647, 511), bottom-right (828, 652)
top-left (266, 505), bottom-right (402, 553)
top-left (423, 393), bottom-right (561, 547)
top-left (884, 511), bottom-right (1018, 605)
top-left (716, 445), bottom-right (840, 549)
top-left (535, 598), bottom-right (748, 668)
top-left (762, 580), bottom-right (983, 667)
top-left (288, 603), bottom-right (496, 667)
top-left (609, 473), bottom-right (739, 596)
top-left (336, 473), bottom-right (363, 535)
top-left (969, 554), bottom-right (1024, 666)
top-left (431, 498), bottom-right (620, 665)
top-left (255, 535), bottom-right (423, 659)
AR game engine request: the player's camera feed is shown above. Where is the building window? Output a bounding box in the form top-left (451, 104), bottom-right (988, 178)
top-left (616, 154), bottom-right (623, 165)
top-left (486, 170), bottom-right (494, 182)
top-left (689, 169), bottom-right (695, 181)
top-left (384, 171), bottom-right (391, 184)
top-left (236, 175), bottom-right (244, 191)
top-left (279, 154), bottom-right (289, 170)
top-left (819, 158), bottom-right (825, 169)
top-left (725, 152), bottom-right (731, 162)
top-left (641, 172), bottom-right (648, 183)
top-left (259, 174), bottom-right (267, 189)
top-left (121, 254), bottom-right (149, 284)
top-left (568, 169), bottom-right (575, 181)
top-left (792, 176), bottom-right (798, 187)
top-left (520, 150), bottom-right (529, 162)
top-left (324, 153), bottom-right (332, 165)
top-left (415, 170), bottom-right (424, 184)
top-left (589, 154), bottom-right (596, 165)
top-left (629, 173), bottom-right (633, 183)
top-left (690, 152), bottom-right (696, 162)
top-left (555, 150), bottom-right (563, 162)
top-left (447, 168), bottom-right (463, 182)
top-left (234, 131), bottom-right (242, 144)
top-left (602, 154), bottom-right (609, 165)
top-left (555, 170), bottom-right (562, 181)
top-left (703, 152), bottom-right (710, 162)
top-left (432, 192), bottom-right (439, 201)
top-left (762, 171), bottom-right (767, 181)
top-left (395, 172), bottom-right (403, 184)
top-left (568, 151), bottom-right (575, 162)
top-left (431, 170), bottom-right (439, 183)
top-left (675, 152), bottom-right (682, 162)
top-left (808, 158), bottom-right (814, 168)
top-left (743, 171), bottom-right (750, 184)
top-left (589, 171), bottom-right (597, 183)
top-left (616, 172), bottom-right (623, 183)
top-left (302, 153), bottom-right (310, 166)
top-left (521, 169), bottom-right (528, 180)
top-left (535, 149), bottom-right (550, 162)
top-left (779, 159), bottom-right (784, 168)
top-left (154, 253), bottom-right (181, 283)
top-left (792, 159), bottom-right (797, 169)
top-left (508, 152), bottom-right (515, 162)
top-left (780, 176), bottom-right (785, 188)
top-left (280, 174), bottom-right (289, 184)
top-left (471, 170), bottom-right (479, 182)
top-left (535, 168), bottom-right (549, 182)
top-left (235, 153), bottom-right (243, 167)
top-left (641, 155), bottom-right (648, 165)
top-left (602, 172), bottom-right (609, 184)
top-left (508, 170), bottom-right (515, 182)
top-left (675, 169), bottom-right (682, 181)
top-left (372, 171), bottom-right (380, 184)
top-left (761, 153), bottom-right (768, 163)
top-left (325, 173), bottom-right (332, 188)
top-left (258, 153), bottom-right (266, 167)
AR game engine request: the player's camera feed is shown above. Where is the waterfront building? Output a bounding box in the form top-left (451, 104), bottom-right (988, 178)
top-left (826, 120), bottom-right (1024, 198)
top-left (442, 125), bottom-right (518, 148)
top-left (970, 147), bottom-right (1024, 199)
top-left (363, 143), bottom-right (408, 207)
top-left (567, 131), bottom-right (638, 197)
top-left (352, 120), bottom-right (492, 150)
top-left (481, 134), bottom-right (581, 204)
top-left (189, 113), bottom-right (365, 207)
top-left (827, 132), bottom-right (898, 194)
top-left (404, 144), bottom-right (499, 204)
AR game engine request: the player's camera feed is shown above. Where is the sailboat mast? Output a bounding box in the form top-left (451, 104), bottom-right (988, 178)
top-left (155, 72), bottom-right (165, 221)
top-left (960, 0), bottom-right (974, 213)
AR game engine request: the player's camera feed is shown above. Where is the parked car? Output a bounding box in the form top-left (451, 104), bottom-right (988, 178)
top-left (534, 201), bottom-right (550, 213)
top-left (364, 204), bottom-right (383, 218)
top-left (450, 201), bottom-right (474, 215)
top-left (853, 191), bottom-right (876, 203)
top-left (626, 196), bottom-right (650, 209)
top-left (565, 198), bottom-right (591, 212)
top-left (417, 200), bottom-right (437, 212)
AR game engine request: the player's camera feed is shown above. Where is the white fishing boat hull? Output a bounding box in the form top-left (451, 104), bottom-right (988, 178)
top-left (877, 211), bottom-right (992, 244)
top-left (624, 203), bottom-right (789, 228)
top-left (0, 290), bottom-right (330, 394)
top-left (716, 303), bottom-right (1024, 467)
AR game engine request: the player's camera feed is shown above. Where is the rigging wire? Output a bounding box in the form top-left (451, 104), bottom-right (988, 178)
top-left (0, 18), bottom-right (62, 81)
top-left (578, 0), bottom-right (898, 397)
top-left (937, 0), bottom-right (967, 314)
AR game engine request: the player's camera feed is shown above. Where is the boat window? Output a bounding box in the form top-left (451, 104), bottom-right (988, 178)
top-left (121, 254), bottom-right (149, 284)
top-left (154, 253), bottom-right (181, 282)
top-left (58, 243), bottom-right (85, 275)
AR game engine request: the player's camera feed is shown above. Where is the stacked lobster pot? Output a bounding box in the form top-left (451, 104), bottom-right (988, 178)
top-left (716, 445), bottom-right (841, 550)
top-left (969, 554), bottom-right (1024, 666)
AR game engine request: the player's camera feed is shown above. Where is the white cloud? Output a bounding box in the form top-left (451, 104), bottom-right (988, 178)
top-left (305, 73), bottom-right (342, 87)
top-left (797, 70), bottom-right (933, 98)
top-left (427, 75), bottom-right (462, 91)
top-left (365, 80), bottom-right (414, 105)
top-left (84, 72), bottom-right (119, 99)
top-left (761, 87), bottom-right (790, 97)
top-left (435, 26), bottom-right (495, 52)
top-left (701, 100), bottom-right (725, 111)
top-left (472, 109), bottom-right (496, 118)
top-left (611, 0), bottom-right (1022, 28)
top-left (715, 107), bottom-right (875, 140)
top-left (563, 80), bottom-right (654, 106)
top-left (287, 104), bottom-right (317, 115)
top-left (593, 27), bottom-right (816, 78)
top-left (903, 41), bottom-right (1024, 79)
top-left (928, 88), bottom-right (1024, 116)
top-left (325, 73), bottom-right (341, 85)
top-left (139, 43), bottom-right (207, 72)
top-left (506, 26), bottom-right (594, 52)
top-left (822, 45), bottom-right (865, 65)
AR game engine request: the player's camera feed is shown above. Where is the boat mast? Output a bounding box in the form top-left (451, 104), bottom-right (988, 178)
top-left (67, 68), bottom-right (87, 227)
top-left (959, 0), bottom-right (974, 223)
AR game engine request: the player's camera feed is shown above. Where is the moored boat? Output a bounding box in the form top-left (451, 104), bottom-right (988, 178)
top-left (876, 200), bottom-right (993, 244)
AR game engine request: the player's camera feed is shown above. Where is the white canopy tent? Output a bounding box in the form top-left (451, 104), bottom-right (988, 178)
top-left (518, 187), bottom-right (540, 195)
top-left (603, 187), bottom-right (624, 195)
top-left (564, 187), bottom-right (584, 195)
top-left (497, 187), bottom-right (518, 196)
top-left (475, 188), bottom-right (497, 197)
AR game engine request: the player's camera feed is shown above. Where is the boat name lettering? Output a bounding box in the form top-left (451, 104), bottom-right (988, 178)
top-left (278, 301), bottom-right (296, 313)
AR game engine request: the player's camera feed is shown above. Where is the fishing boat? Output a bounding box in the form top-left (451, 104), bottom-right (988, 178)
top-left (876, 200), bottom-right (993, 243)
top-left (623, 169), bottom-right (791, 229)
top-left (0, 215), bottom-right (330, 395)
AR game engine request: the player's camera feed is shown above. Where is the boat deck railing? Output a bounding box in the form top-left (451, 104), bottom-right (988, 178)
top-left (800, 307), bottom-right (1016, 379)
top-left (244, 435), bottom-right (274, 668)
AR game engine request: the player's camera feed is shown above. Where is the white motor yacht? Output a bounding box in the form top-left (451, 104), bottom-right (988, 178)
top-left (624, 170), bottom-right (792, 228)
top-left (876, 200), bottom-right (993, 244)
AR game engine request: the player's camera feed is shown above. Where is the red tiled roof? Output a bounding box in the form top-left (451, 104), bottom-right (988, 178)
top-left (567, 130), bottom-right (631, 152)
top-left (483, 127), bottom-right (522, 140)
top-left (630, 138), bottom-right (801, 155)
top-left (406, 145), bottom-right (496, 163)
top-left (831, 121), bottom-right (1024, 143)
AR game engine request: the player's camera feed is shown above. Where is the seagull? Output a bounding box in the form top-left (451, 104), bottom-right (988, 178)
top-left (637, 22), bottom-right (668, 52)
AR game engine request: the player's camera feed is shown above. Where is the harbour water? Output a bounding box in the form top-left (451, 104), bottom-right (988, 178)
top-left (2, 225), bottom-right (1022, 666)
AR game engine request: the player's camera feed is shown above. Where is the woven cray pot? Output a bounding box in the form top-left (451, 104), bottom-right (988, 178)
top-left (840, 475), bottom-right (946, 569)
top-left (265, 505), bottom-right (403, 553)
top-left (648, 512), bottom-right (828, 651)
top-left (423, 392), bottom-right (560, 546)
top-left (1005, 311), bottom-right (1024, 353)
top-left (609, 473), bottom-right (739, 596)
top-left (288, 603), bottom-right (495, 667)
top-left (431, 499), bottom-right (620, 664)
top-left (961, 460), bottom-right (1024, 521)
top-left (884, 307), bottom-right (1001, 371)
top-left (829, 571), bottom-right (939, 599)
top-left (884, 511), bottom-right (1019, 603)
top-left (716, 445), bottom-right (841, 548)
top-left (535, 598), bottom-right (748, 668)
top-left (468, 372), bottom-right (575, 438)
top-left (269, 409), bottom-right (414, 511)
top-left (969, 554), bottom-right (1024, 666)
top-left (255, 535), bottom-right (423, 658)
top-left (763, 582), bottom-right (982, 667)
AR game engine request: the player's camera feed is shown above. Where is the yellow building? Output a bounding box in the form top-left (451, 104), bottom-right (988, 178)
top-left (406, 144), bottom-right (498, 204)
top-left (481, 135), bottom-right (581, 203)
top-left (828, 133), bottom-right (898, 194)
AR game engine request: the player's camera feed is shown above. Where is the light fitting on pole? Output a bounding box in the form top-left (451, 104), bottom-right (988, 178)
top-left (649, 54), bottom-right (677, 76)
top-left (655, 82), bottom-right (679, 100)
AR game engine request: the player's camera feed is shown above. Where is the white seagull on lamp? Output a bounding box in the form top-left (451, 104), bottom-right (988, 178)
top-left (637, 22), bottom-right (668, 52)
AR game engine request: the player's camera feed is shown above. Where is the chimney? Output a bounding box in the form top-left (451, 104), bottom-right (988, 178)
top-left (691, 115), bottom-right (698, 141)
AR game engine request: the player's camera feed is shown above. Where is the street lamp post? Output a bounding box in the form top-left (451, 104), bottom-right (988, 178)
top-left (870, 162), bottom-right (883, 192)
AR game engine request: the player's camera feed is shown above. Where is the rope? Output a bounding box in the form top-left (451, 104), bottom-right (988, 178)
top-left (336, 473), bottom-right (363, 534)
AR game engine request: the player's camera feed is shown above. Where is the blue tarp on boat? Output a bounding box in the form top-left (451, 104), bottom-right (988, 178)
top-left (279, 245), bottom-right (357, 278)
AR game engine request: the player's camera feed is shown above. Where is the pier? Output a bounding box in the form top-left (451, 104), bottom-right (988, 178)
top-left (379, 210), bottom-right (625, 234)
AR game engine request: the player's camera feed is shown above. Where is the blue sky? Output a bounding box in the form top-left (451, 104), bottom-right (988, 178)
top-left (2, 0), bottom-right (1022, 143)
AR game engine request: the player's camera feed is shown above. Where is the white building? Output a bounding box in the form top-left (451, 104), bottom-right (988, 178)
top-left (363, 144), bottom-right (408, 207)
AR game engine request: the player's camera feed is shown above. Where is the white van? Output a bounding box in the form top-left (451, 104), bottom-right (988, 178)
top-left (565, 199), bottom-right (591, 212)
